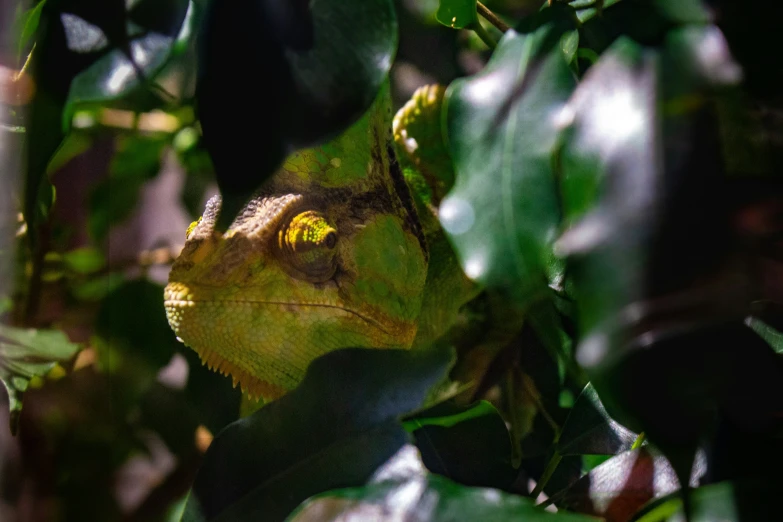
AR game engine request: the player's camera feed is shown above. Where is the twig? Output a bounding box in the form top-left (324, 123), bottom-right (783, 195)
top-left (476, 2), bottom-right (511, 33)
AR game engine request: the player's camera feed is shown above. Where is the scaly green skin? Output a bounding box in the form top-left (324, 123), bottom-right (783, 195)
top-left (164, 85), bottom-right (476, 400)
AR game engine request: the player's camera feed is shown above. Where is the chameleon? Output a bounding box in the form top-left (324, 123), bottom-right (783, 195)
top-left (164, 84), bottom-right (478, 401)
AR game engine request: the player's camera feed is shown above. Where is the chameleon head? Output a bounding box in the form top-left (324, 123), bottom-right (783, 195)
top-left (164, 96), bottom-right (428, 400)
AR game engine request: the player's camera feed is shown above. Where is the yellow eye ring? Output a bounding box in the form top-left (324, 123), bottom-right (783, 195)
top-left (276, 210), bottom-right (338, 281)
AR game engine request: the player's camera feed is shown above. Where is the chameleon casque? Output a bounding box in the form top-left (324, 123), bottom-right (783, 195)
top-left (164, 85), bottom-right (477, 401)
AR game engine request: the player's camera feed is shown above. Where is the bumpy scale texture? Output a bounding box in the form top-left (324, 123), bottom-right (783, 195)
top-left (165, 89), bottom-right (430, 400)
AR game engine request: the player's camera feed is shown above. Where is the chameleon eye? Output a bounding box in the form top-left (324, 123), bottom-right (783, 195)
top-left (276, 210), bottom-right (338, 281)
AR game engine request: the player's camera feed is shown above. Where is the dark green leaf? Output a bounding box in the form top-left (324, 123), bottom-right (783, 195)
top-left (552, 447), bottom-right (706, 520)
top-left (440, 24), bottom-right (576, 306)
top-left (557, 383), bottom-right (638, 456)
top-left (407, 401), bottom-right (517, 489)
top-left (577, 0), bottom-right (710, 51)
top-left (289, 445), bottom-right (592, 522)
top-left (436, 0), bottom-right (477, 29)
top-left (555, 37), bottom-right (656, 363)
top-left (184, 346), bottom-right (454, 521)
top-left (24, 0), bottom-right (190, 242)
top-left (0, 324), bottom-right (81, 432)
top-left (746, 317), bottom-right (783, 354)
top-left (94, 279), bottom-right (181, 402)
top-left (197, 0), bottom-right (397, 228)
top-left (632, 480), bottom-right (779, 522)
top-left (15, 0), bottom-right (47, 61)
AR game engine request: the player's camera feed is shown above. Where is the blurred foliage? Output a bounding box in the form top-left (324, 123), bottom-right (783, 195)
top-left (0, 0), bottom-right (781, 521)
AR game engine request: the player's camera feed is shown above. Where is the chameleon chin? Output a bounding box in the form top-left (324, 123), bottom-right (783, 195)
top-left (164, 85), bottom-right (476, 401)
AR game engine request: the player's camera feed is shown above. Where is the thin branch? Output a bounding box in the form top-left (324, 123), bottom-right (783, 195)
top-left (476, 2), bottom-right (511, 33)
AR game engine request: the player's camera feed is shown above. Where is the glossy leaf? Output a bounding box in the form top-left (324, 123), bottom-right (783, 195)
top-left (0, 324), bottom-right (81, 432)
top-left (557, 383), bottom-right (638, 456)
top-left (440, 23), bottom-right (576, 306)
top-left (551, 447), bottom-right (706, 521)
top-left (24, 0), bottom-right (191, 242)
top-left (289, 445), bottom-right (592, 522)
top-left (435, 0), bottom-right (477, 29)
top-left (556, 26), bottom-right (775, 485)
top-left (183, 346), bottom-right (454, 521)
top-left (555, 37), bottom-right (657, 372)
top-left (197, 0), bottom-right (397, 228)
top-left (407, 401), bottom-right (517, 489)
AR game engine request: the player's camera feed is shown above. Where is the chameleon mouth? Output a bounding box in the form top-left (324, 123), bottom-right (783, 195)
top-left (163, 282), bottom-right (410, 399)
top-left (163, 298), bottom-right (391, 336)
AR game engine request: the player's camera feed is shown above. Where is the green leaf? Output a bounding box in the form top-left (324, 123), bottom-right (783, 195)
top-left (24, 0), bottom-right (191, 243)
top-left (555, 37), bottom-right (656, 359)
top-left (62, 247), bottom-right (105, 275)
top-left (15, 0), bottom-right (47, 61)
top-left (577, 0), bottom-right (710, 51)
top-left (406, 401), bottom-right (517, 489)
top-left (747, 317), bottom-right (783, 354)
top-left (551, 447), bottom-right (706, 519)
top-left (0, 324), bottom-right (81, 432)
top-left (288, 445), bottom-right (593, 522)
top-left (436, 0), bottom-right (477, 29)
top-left (183, 346), bottom-right (454, 521)
top-left (560, 29), bottom-right (579, 64)
top-left (557, 383), bottom-right (638, 456)
top-left (633, 481), bottom-right (780, 522)
top-left (197, 0), bottom-right (398, 228)
top-left (570, 0), bottom-right (623, 24)
top-left (555, 28), bottom-right (769, 491)
top-left (440, 24), bottom-right (576, 306)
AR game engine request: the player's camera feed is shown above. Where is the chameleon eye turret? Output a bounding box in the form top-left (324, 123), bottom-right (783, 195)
top-left (276, 210), bottom-right (338, 282)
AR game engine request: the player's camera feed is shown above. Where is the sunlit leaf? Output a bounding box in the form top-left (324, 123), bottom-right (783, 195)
top-left (183, 346), bottom-right (454, 521)
top-left (0, 324), bottom-right (81, 432)
top-left (441, 24), bottom-right (575, 306)
top-left (24, 0), bottom-right (191, 243)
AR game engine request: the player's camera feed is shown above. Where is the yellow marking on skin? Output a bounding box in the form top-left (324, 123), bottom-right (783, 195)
top-left (186, 218), bottom-right (201, 238)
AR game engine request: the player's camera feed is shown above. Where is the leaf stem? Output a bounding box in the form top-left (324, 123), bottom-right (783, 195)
top-left (15, 42), bottom-right (35, 81)
top-left (531, 451), bottom-right (562, 499)
top-left (631, 431), bottom-right (646, 449)
top-left (476, 2), bottom-right (510, 33)
top-left (470, 21), bottom-right (497, 49)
